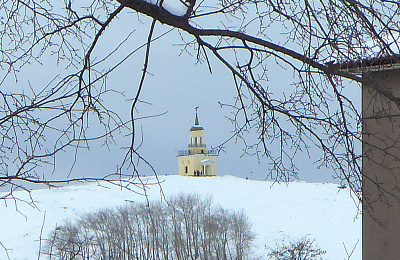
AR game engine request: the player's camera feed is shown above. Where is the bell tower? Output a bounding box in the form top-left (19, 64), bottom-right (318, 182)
top-left (178, 108), bottom-right (218, 176)
top-left (188, 108), bottom-right (206, 155)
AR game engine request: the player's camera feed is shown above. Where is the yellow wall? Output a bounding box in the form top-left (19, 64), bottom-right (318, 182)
top-left (178, 154), bottom-right (217, 176)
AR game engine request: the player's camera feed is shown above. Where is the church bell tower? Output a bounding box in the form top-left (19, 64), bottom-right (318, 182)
top-left (178, 109), bottom-right (217, 176)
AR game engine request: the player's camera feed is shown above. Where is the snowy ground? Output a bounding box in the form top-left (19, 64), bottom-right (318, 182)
top-left (0, 175), bottom-right (361, 259)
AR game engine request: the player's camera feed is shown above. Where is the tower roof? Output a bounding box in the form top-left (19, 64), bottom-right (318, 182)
top-left (190, 109), bottom-right (204, 131)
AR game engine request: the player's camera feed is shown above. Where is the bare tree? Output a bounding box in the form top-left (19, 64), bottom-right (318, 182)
top-left (0, 1), bottom-right (165, 203)
top-left (1, 0), bottom-right (400, 214)
top-left (45, 193), bottom-right (256, 259)
top-left (268, 236), bottom-right (326, 260)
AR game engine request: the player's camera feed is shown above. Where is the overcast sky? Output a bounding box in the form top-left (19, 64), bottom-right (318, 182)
top-left (3, 2), bottom-right (363, 185)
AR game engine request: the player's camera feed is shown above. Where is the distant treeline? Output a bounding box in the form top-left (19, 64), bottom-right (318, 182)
top-left (44, 193), bottom-right (255, 260)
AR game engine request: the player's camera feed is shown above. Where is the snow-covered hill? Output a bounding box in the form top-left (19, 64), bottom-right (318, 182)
top-left (0, 175), bottom-right (361, 259)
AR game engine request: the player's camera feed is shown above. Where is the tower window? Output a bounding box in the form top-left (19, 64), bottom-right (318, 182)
top-left (185, 166), bottom-right (188, 173)
top-left (201, 149), bottom-right (204, 154)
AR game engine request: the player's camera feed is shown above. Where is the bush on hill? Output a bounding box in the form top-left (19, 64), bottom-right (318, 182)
top-left (268, 236), bottom-right (326, 260)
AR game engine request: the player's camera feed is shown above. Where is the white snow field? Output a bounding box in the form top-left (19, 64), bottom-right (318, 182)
top-left (0, 175), bottom-right (361, 259)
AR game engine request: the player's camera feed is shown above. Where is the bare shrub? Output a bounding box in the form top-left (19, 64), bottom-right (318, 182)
top-left (45, 193), bottom-right (255, 259)
top-left (268, 236), bottom-right (326, 260)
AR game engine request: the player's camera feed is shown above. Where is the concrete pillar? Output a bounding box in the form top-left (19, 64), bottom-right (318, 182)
top-left (362, 69), bottom-right (400, 259)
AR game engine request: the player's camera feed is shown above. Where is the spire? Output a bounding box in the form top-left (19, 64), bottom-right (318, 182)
top-left (190, 106), bottom-right (204, 131)
top-left (195, 106), bottom-right (199, 126)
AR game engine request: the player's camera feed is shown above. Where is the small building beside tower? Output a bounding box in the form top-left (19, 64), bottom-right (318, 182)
top-left (178, 109), bottom-right (218, 176)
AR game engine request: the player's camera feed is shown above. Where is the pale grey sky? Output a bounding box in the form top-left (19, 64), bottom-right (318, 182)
top-left (2, 3), bottom-right (363, 186)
